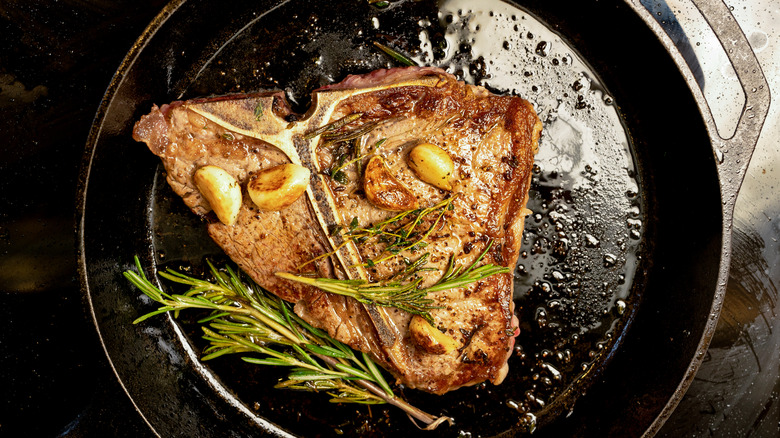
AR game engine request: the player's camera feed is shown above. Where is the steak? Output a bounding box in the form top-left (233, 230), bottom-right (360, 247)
top-left (133, 66), bottom-right (541, 394)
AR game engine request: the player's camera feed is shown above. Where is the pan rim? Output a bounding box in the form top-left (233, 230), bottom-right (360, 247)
top-left (76, 0), bottom-right (745, 436)
top-left (76, 0), bottom-right (190, 436)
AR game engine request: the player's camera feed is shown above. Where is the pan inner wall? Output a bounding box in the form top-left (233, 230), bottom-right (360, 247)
top-left (145, 0), bottom-right (649, 436)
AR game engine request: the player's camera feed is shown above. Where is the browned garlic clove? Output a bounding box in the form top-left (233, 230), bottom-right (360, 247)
top-left (409, 315), bottom-right (458, 355)
top-left (193, 165), bottom-right (242, 226)
top-left (363, 156), bottom-right (419, 211)
top-left (247, 163), bottom-right (310, 211)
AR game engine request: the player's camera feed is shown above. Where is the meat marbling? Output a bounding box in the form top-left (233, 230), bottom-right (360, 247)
top-left (133, 66), bottom-right (541, 394)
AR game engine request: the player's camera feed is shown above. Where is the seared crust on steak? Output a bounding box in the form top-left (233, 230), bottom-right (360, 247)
top-left (133, 66), bottom-right (541, 394)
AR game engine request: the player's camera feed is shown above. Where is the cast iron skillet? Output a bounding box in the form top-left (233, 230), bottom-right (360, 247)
top-left (77, 0), bottom-right (769, 436)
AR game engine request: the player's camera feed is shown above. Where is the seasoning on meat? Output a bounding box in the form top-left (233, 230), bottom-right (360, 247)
top-left (132, 66), bottom-right (542, 394)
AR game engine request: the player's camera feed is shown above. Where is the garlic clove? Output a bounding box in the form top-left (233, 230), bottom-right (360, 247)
top-left (193, 165), bottom-right (242, 226)
top-left (247, 163), bottom-right (310, 211)
top-left (408, 143), bottom-right (454, 191)
top-left (409, 315), bottom-right (458, 355)
top-left (363, 156), bottom-right (419, 211)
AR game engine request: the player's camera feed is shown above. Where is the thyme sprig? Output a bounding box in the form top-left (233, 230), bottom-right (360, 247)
top-left (359, 195), bottom-right (455, 266)
top-left (279, 239), bottom-right (510, 324)
top-left (299, 196), bottom-right (455, 271)
top-left (124, 257), bottom-right (451, 428)
top-left (304, 113), bottom-right (363, 139)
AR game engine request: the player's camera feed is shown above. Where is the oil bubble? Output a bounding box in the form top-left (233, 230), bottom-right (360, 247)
top-left (583, 233), bottom-right (600, 248)
top-left (535, 41), bottom-right (549, 56)
top-left (615, 299), bottom-right (627, 315)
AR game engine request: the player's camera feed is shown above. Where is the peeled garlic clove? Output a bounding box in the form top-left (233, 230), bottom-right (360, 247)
top-left (247, 163), bottom-right (310, 211)
top-left (363, 156), bottom-right (419, 211)
top-left (193, 165), bottom-right (242, 226)
top-left (408, 143), bottom-right (454, 190)
top-left (409, 315), bottom-right (458, 355)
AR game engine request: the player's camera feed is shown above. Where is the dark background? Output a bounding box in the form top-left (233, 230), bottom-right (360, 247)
top-left (1, 1), bottom-right (777, 437)
top-left (1, 1), bottom-right (167, 436)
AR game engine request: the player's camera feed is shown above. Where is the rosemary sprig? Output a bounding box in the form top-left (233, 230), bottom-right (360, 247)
top-left (124, 257), bottom-right (451, 428)
top-left (279, 240), bottom-right (510, 324)
top-left (275, 272), bottom-right (439, 323)
top-left (427, 239), bottom-right (510, 292)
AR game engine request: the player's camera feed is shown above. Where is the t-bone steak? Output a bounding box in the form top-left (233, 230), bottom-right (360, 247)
top-left (132, 66), bottom-right (542, 394)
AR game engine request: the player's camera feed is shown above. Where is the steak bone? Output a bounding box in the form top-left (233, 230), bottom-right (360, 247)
top-left (183, 75), bottom-right (442, 350)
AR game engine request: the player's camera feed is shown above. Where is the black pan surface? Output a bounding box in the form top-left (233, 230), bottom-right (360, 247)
top-left (79, 0), bottom-right (738, 436)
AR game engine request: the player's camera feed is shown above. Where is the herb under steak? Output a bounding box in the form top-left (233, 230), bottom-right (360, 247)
top-left (373, 41), bottom-right (418, 67)
top-left (324, 138), bottom-right (386, 185)
top-left (124, 257), bottom-right (451, 429)
top-left (306, 112), bottom-right (383, 186)
top-left (279, 239), bottom-right (510, 324)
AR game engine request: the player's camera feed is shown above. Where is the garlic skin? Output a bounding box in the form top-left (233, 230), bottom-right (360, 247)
top-left (363, 156), bottom-right (419, 211)
top-left (408, 143), bottom-right (454, 191)
top-left (193, 165), bottom-right (242, 226)
top-left (247, 163), bottom-right (310, 211)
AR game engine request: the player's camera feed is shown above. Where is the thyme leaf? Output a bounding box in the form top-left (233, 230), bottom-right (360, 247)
top-left (254, 102), bottom-right (264, 121)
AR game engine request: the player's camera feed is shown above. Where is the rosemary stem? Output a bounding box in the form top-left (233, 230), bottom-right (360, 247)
top-left (314, 353), bottom-right (441, 426)
top-left (241, 304), bottom-right (303, 345)
top-left (275, 273), bottom-right (356, 296)
top-left (127, 258), bottom-right (452, 429)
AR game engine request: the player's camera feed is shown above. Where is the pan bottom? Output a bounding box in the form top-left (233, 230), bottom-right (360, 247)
top-left (146, 0), bottom-right (647, 435)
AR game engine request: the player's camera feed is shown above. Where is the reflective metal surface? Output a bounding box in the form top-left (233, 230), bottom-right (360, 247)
top-left (0, 1), bottom-right (777, 436)
top-left (643, 1), bottom-right (780, 435)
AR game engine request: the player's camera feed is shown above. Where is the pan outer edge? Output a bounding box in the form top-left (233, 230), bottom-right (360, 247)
top-left (623, 0), bottom-right (770, 436)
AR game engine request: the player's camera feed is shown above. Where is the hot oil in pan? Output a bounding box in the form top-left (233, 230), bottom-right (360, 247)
top-left (422, 0), bottom-right (645, 430)
top-left (155, 0), bottom-right (645, 435)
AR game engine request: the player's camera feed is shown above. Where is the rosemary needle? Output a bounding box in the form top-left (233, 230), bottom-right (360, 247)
top-left (278, 239), bottom-right (510, 324)
top-left (373, 41), bottom-right (418, 67)
top-left (124, 257), bottom-right (451, 428)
